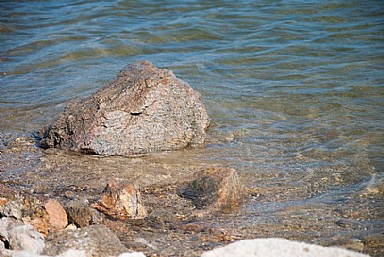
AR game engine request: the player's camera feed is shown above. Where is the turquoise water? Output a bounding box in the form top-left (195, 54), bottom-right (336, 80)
top-left (1, 0), bottom-right (384, 254)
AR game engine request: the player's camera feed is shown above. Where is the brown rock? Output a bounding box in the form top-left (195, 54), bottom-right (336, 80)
top-left (180, 168), bottom-right (244, 212)
top-left (0, 197), bottom-right (8, 210)
top-left (44, 199), bottom-right (67, 230)
top-left (28, 216), bottom-right (50, 237)
top-left (93, 181), bottom-right (147, 219)
top-left (21, 204), bottom-right (50, 236)
top-left (66, 199), bottom-right (104, 227)
top-left (39, 61), bottom-right (210, 156)
top-left (0, 183), bottom-right (17, 204)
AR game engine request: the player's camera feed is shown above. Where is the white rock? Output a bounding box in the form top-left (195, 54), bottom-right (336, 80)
top-left (0, 217), bottom-right (44, 254)
top-left (0, 217), bottom-right (11, 242)
top-left (8, 223), bottom-right (44, 254)
top-left (117, 253), bottom-right (147, 257)
top-left (56, 249), bottom-right (87, 257)
top-left (3, 249), bottom-right (86, 257)
top-left (201, 238), bottom-right (370, 257)
top-left (1, 200), bottom-right (23, 220)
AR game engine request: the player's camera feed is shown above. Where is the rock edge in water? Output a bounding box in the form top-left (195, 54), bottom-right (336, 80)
top-left (39, 61), bottom-right (210, 156)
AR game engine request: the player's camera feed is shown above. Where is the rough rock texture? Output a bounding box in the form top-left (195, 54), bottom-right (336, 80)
top-left (93, 181), bottom-right (147, 220)
top-left (1, 249), bottom-right (87, 257)
top-left (0, 217), bottom-right (45, 254)
top-left (117, 253), bottom-right (146, 257)
top-left (200, 238), bottom-right (370, 257)
top-left (39, 61), bottom-right (210, 156)
top-left (0, 183), bottom-right (17, 210)
top-left (1, 198), bottom-right (24, 220)
top-left (0, 195), bottom-right (63, 236)
top-left (180, 168), bottom-right (244, 212)
top-left (44, 200), bottom-right (67, 230)
top-left (44, 224), bottom-right (128, 257)
top-left (66, 199), bottom-right (104, 228)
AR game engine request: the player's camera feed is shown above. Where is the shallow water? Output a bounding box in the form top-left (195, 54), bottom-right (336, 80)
top-left (1, 0), bottom-right (384, 256)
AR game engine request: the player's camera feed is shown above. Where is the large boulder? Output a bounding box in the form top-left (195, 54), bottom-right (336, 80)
top-left (39, 61), bottom-right (210, 156)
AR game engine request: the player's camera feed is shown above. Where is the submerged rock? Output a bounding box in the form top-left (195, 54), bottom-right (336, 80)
top-left (180, 168), bottom-right (244, 212)
top-left (201, 238), bottom-right (370, 257)
top-left (93, 181), bottom-right (147, 220)
top-left (39, 61), bottom-right (210, 156)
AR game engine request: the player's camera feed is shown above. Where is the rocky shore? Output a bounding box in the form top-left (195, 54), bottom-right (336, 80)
top-left (1, 62), bottom-right (380, 256)
top-left (0, 183), bottom-right (369, 257)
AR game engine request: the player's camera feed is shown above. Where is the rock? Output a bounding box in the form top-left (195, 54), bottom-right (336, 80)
top-left (44, 224), bottom-right (128, 257)
top-left (39, 61), bottom-right (210, 156)
top-left (0, 217), bottom-right (45, 254)
top-left (1, 249), bottom-right (86, 257)
top-left (1, 198), bottom-right (24, 220)
top-left (93, 181), bottom-right (147, 220)
top-left (200, 238), bottom-right (370, 257)
top-left (25, 206), bottom-right (51, 237)
top-left (336, 239), bottom-right (365, 252)
top-left (180, 168), bottom-right (244, 212)
top-left (1, 196), bottom-right (69, 236)
top-left (66, 199), bottom-right (104, 227)
top-left (44, 200), bottom-right (67, 230)
top-left (118, 253), bottom-right (147, 257)
top-left (0, 183), bottom-right (17, 208)
top-left (50, 249), bottom-right (87, 257)
top-left (0, 197), bottom-right (9, 211)
top-left (0, 196), bottom-right (51, 236)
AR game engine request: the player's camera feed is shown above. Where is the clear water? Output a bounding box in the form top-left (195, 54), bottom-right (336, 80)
top-left (1, 0), bottom-right (384, 255)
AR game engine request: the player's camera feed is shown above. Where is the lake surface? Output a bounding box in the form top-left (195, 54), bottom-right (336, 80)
top-left (1, 1), bottom-right (383, 256)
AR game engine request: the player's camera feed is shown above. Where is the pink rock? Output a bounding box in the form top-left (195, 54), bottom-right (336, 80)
top-left (44, 199), bottom-right (68, 229)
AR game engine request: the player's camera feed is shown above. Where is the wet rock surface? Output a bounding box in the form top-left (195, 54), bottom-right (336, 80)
top-left (39, 61), bottom-right (210, 156)
top-left (1, 134), bottom-right (383, 256)
top-left (180, 168), bottom-right (244, 212)
top-left (93, 181), bottom-right (147, 220)
top-left (1, 63), bottom-right (380, 256)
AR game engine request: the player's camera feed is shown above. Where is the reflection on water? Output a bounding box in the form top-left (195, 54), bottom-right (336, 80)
top-left (0, 1), bottom-right (383, 256)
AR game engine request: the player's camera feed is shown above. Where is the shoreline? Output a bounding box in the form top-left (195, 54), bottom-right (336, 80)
top-left (0, 133), bottom-right (382, 256)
